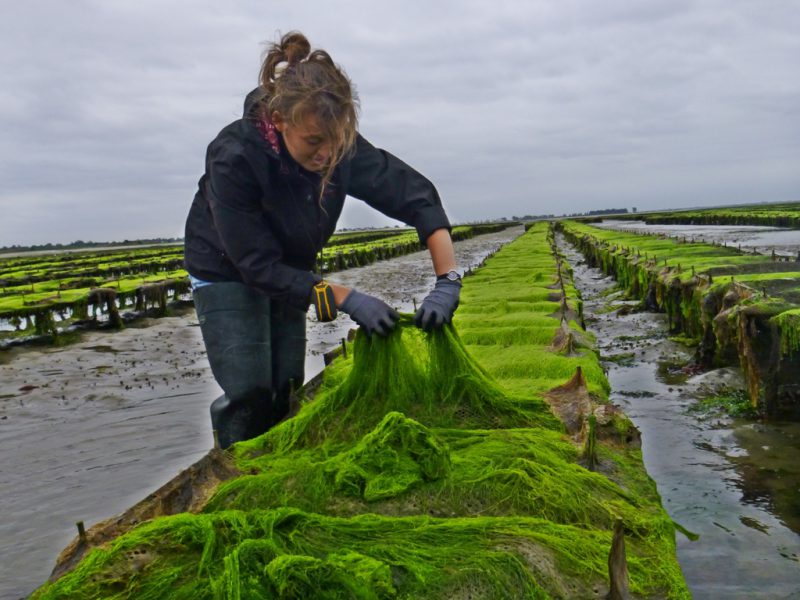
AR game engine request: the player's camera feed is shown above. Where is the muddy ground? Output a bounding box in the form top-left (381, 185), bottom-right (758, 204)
top-left (0, 227), bottom-right (520, 600)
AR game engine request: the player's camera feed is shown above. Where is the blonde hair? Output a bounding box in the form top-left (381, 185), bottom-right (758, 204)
top-left (258, 31), bottom-right (359, 197)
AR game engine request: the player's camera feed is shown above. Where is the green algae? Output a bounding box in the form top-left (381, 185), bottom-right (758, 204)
top-left (687, 390), bottom-right (758, 419)
top-left (36, 508), bottom-right (675, 600)
top-left (33, 223), bottom-right (688, 599)
top-left (771, 308), bottom-right (800, 357)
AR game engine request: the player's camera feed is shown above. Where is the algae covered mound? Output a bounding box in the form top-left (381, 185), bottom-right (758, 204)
top-left (607, 201), bottom-right (800, 229)
top-left (33, 223), bottom-right (688, 599)
top-left (560, 220), bottom-right (800, 415)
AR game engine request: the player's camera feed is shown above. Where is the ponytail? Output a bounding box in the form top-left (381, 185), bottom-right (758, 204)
top-left (259, 31), bottom-right (311, 94)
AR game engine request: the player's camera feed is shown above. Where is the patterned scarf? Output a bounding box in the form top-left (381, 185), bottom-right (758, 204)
top-left (255, 114), bottom-right (281, 154)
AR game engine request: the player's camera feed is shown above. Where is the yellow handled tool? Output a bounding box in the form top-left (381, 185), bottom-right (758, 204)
top-left (312, 281), bottom-right (337, 322)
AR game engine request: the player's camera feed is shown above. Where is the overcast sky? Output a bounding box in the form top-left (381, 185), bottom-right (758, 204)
top-left (1, 1), bottom-right (798, 245)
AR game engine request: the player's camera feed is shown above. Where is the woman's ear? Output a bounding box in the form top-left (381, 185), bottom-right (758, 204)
top-left (271, 111), bottom-right (285, 132)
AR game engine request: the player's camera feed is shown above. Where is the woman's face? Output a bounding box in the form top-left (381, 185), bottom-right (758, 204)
top-left (272, 111), bottom-right (331, 173)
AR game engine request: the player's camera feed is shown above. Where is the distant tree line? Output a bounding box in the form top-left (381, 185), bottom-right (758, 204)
top-left (564, 208), bottom-right (629, 217)
top-left (509, 208), bottom-right (629, 221)
top-left (0, 237), bottom-right (183, 254)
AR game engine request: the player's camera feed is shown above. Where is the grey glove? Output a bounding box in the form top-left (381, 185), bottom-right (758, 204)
top-left (340, 290), bottom-right (399, 337)
top-left (415, 278), bottom-right (461, 331)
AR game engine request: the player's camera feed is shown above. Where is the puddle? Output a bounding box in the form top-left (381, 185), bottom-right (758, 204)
top-left (83, 345), bottom-right (120, 353)
top-left (558, 233), bottom-right (800, 599)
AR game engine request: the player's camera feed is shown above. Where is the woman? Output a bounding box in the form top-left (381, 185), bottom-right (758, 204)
top-left (184, 32), bottom-right (461, 449)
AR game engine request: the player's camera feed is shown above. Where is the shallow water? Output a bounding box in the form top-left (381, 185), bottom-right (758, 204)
top-left (560, 235), bottom-right (800, 599)
top-left (0, 226), bottom-right (521, 600)
top-left (596, 219), bottom-right (800, 258)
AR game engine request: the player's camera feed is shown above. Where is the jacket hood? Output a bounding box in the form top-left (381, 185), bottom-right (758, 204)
top-left (243, 87), bottom-right (265, 118)
top-left (240, 87), bottom-right (285, 161)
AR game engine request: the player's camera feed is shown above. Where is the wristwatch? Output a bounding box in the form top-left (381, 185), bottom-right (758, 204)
top-left (437, 270), bottom-right (462, 283)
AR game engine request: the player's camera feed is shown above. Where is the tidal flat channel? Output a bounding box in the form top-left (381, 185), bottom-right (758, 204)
top-left (559, 234), bottom-right (800, 599)
top-left (0, 226), bottom-right (522, 600)
top-left (595, 219), bottom-right (800, 258)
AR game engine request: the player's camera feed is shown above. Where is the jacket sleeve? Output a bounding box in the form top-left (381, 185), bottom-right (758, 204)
top-left (205, 140), bottom-right (320, 309)
top-left (346, 134), bottom-right (451, 246)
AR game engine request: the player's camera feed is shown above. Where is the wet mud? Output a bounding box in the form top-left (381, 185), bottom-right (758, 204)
top-left (560, 235), bottom-right (800, 599)
top-left (0, 226), bottom-right (522, 600)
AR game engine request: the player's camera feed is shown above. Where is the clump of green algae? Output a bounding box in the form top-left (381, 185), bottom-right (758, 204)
top-left (32, 223), bottom-right (688, 599)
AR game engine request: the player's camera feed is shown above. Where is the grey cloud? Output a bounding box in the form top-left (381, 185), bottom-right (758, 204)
top-left (1, 0), bottom-right (798, 244)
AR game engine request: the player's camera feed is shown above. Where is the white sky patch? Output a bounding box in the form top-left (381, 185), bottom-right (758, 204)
top-left (0, 0), bottom-right (798, 245)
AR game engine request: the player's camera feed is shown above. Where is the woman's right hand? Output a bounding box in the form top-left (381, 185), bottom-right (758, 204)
top-left (338, 289), bottom-right (399, 337)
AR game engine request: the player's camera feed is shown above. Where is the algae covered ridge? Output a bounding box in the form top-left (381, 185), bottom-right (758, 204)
top-left (604, 201), bottom-right (800, 229)
top-left (33, 223), bottom-right (688, 599)
top-left (0, 224), bottom-right (508, 344)
top-left (560, 220), bottom-right (800, 416)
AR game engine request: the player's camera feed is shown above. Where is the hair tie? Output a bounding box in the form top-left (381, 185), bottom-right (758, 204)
top-left (272, 61), bottom-right (289, 81)
top-left (272, 57), bottom-right (310, 81)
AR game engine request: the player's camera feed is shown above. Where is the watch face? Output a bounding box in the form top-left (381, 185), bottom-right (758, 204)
top-left (437, 270), bottom-right (462, 283)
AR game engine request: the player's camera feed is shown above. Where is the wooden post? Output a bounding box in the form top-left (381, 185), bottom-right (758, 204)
top-left (212, 430), bottom-right (220, 450)
top-left (608, 518), bottom-right (629, 599)
top-left (76, 521), bottom-right (87, 544)
top-left (341, 338), bottom-right (348, 359)
top-left (583, 414), bottom-right (597, 471)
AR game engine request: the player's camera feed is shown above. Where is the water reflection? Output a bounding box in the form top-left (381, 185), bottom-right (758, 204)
top-left (728, 420), bottom-right (800, 534)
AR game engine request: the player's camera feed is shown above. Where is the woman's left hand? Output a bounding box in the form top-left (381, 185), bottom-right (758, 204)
top-left (415, 279), bottom-right (461, 331)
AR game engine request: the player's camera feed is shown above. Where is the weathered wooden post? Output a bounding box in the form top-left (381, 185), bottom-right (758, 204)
top-left (76, 521), bottom-right (87, 545)
top-left (608, 518), bottom-right (629, 599)
top-left (583, 414), bottom-right (598, 471)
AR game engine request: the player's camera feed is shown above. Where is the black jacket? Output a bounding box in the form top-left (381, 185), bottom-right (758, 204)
top-left (184, 88), bottom-right (451, 310)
